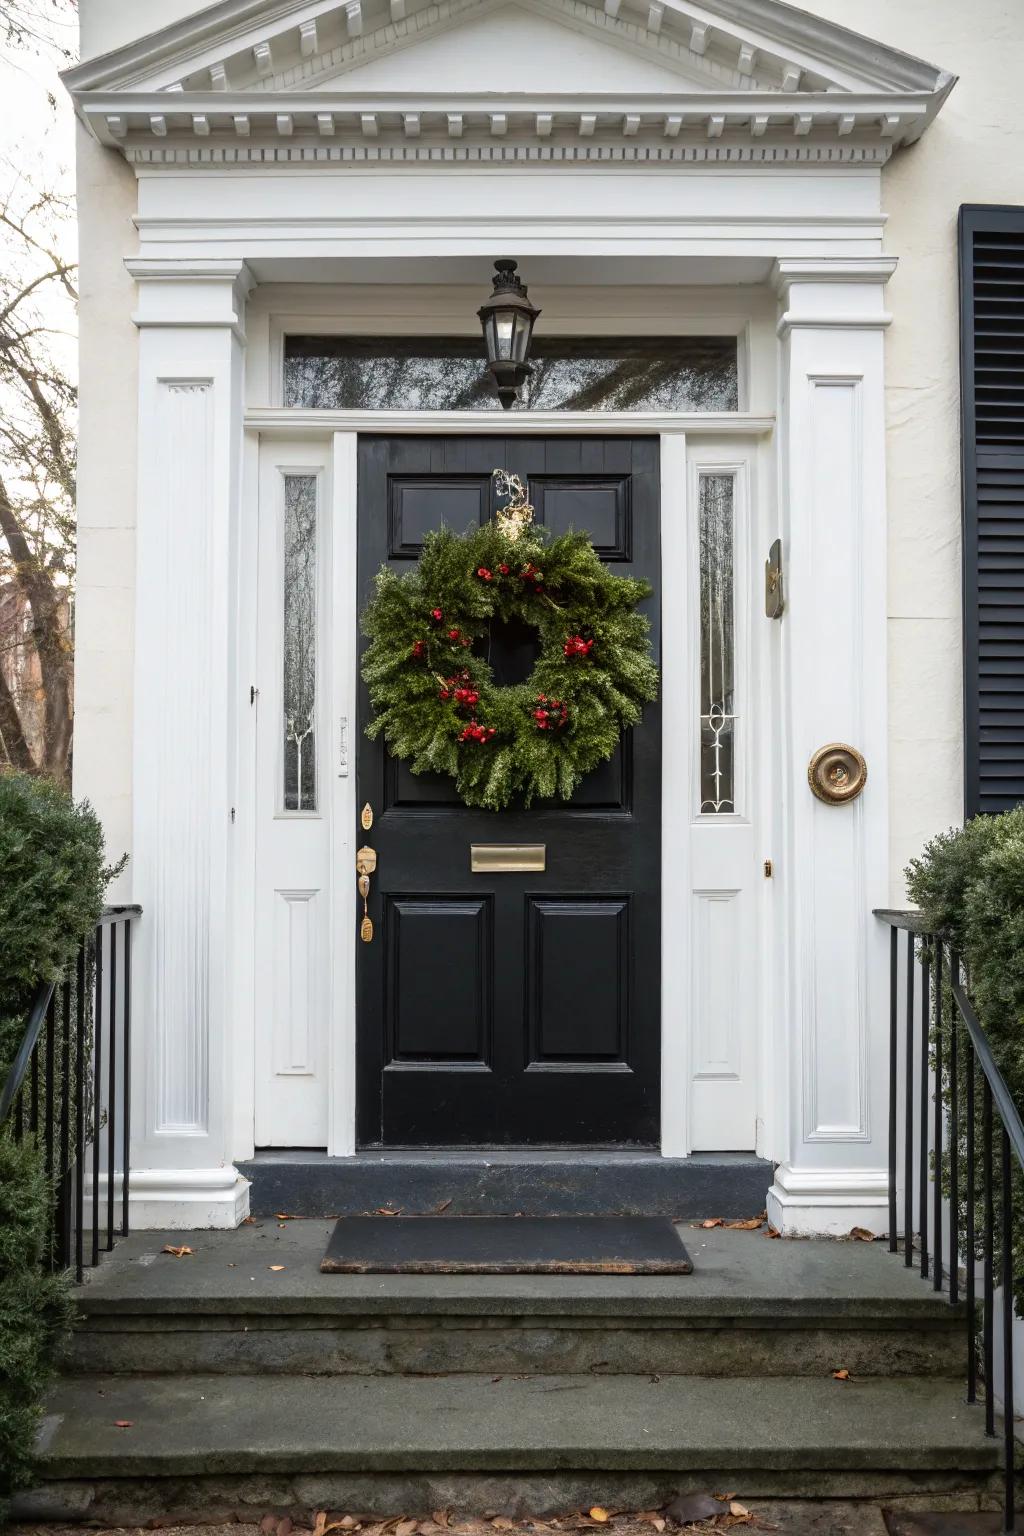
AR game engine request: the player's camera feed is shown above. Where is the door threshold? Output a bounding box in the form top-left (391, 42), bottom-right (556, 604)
top-left (238, 1148), bottom-right (771, 1219)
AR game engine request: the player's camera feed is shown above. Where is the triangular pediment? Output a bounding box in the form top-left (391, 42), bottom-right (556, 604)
top-left (63, 0), bottom-right (956, 160)
top-left (310, 5), bottom-right (707, 94)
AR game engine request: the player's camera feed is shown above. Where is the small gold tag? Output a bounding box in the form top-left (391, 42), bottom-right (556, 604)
top-left (361, 802), bottom-right (373, 830)
top-left (360, 916), bottom-right (374, 944)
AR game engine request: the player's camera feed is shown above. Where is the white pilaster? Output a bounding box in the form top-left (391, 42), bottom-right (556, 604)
top-left (767, 256), bottom-right (896, 1237)
top-left (127, 257), bottom-right (253, 1227)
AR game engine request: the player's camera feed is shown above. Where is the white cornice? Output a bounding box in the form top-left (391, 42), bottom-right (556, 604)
top-left (78, 87), bottom-right (934, 158)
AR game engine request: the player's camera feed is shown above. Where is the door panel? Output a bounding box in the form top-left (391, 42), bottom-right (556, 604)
top-left (356, 435), bottom-right (661, 1147)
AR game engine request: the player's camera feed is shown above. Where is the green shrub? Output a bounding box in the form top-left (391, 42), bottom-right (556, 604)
top-left (0, 770), bottom-right (113, 1511)
top-left (905, 805), bottom-right (1024, 1312)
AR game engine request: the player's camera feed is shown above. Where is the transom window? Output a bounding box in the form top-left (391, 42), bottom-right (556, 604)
top-left (284, 335), bottom-right (739, 412)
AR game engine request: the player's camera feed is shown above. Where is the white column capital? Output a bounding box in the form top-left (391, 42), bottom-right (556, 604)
top-left (773, 255), bottom-right (898, 337)
top-left (125, 258), bottom-right (255, 340)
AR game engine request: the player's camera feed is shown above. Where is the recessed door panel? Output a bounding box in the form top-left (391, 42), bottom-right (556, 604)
top-left (527, 897), bottom-right (629, 1063)
top-left (387, 897), bottom-right (492, 1063)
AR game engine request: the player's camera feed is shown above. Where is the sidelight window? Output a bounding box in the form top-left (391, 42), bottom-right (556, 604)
top-left (282, 473), bottom-right (318, 813)
top-left (698, 471), bottom-right (736, 815)
top-left (284, 335), bottom-right (739, 412)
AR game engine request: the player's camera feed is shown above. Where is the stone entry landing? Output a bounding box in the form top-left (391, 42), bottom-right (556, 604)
top-left (21, 1224), bottom-right (1001, 1524)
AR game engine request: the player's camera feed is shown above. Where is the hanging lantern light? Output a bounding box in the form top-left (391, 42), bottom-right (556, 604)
top-left (477, 259), bottom-right (541, 410)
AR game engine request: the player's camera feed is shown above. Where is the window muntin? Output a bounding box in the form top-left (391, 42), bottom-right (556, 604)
top-left (698, 471), bottom-right (736, 816)
top-left (282, 473), bottom-right (318, 813)
top-left (284, 334), bottom-right (739, 412)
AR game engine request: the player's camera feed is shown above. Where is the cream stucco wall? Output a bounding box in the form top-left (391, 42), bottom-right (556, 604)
top-left (797, 0), bottom-right (1024, 896)
top-left (72, 0), bottom-right (1024, 905)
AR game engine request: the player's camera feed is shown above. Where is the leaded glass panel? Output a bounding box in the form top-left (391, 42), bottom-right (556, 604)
top-left (699, 472), bottom-right (736, 815)
top-left (282, 474), bottom-right (317, 813)
top-left (284, 335), bottom-right (738, 412)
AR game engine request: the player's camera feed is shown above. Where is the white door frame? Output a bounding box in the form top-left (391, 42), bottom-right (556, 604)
top-left (242, 409), bottom-right (774, 1159)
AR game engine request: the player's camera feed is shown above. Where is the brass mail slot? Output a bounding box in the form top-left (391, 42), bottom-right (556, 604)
top-left (470, 843), bottom-right (546, 873)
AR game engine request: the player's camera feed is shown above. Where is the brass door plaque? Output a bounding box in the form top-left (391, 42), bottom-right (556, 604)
top-left (471, 844), bottom-right (546, 873)
top-left (807, 743), bottom-right (867, 805)
top-left (360, 802), bottom-right (374, 831)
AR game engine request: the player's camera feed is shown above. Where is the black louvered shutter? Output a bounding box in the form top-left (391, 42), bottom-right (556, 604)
top-left (959, 205), bottom-right (1024, 815)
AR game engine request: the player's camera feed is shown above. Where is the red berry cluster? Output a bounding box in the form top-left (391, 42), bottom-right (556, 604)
top-left (438, 669), bottom-right (479, 709)
top-left (430, 608), bottom-right (444, 623)
top-left (533, 694), bottom-right (568, 732)
top-left (520, 561), bottom-right (544, 591)
top-left (459, 721), bottom-right (497, 744)
top-left (563, 634), bottom-right (594, 660)
top-left (476, 566), bottom-right (493, 583)
top-left (410, 639), bottom-right (426, 659)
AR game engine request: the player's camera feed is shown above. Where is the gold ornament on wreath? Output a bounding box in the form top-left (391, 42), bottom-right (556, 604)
top-left (492, 468), bottom-right (535, 541)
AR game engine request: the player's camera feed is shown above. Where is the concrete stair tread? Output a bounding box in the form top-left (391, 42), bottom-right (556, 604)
top-left (77, 1225), bottom-right (965, 1323)
top-left (40, 1372), bottom-right (998, 1478)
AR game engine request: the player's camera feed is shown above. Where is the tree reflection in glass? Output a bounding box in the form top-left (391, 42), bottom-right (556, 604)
top-left (283, 474), bottom-right (317, 812)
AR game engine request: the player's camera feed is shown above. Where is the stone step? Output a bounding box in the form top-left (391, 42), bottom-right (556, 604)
top-left (26, 1372), bottom-right (1001, 1525)
top-left (236, 1150), bottom-right (774, 1219)
top-left (68, 1224), bottom-right (967, 1379)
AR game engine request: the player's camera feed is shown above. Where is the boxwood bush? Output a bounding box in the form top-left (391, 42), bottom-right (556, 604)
top-left (905, 805), bottom-right (1024, 1312)
top-left (0, 770), bottom-right (111, 1511)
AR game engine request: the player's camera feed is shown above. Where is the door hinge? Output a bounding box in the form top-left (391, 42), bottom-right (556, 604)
top-left (250, 685), bottom-right (259, 706)
top-left (764, 858), bottom-right (773, 878)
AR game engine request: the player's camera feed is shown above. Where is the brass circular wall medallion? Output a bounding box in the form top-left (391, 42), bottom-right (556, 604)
top-left (807, 743), bottom-right (867, 805)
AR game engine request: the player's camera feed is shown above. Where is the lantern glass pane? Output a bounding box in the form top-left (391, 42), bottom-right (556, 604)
top-left (494, 311), bottom-right (515, 359)
top-left (285, 334), bottom-right (739, 411)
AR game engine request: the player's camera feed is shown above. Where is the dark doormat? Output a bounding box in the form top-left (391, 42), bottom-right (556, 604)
top-left (320, 1215), bottom-right (693, 1274)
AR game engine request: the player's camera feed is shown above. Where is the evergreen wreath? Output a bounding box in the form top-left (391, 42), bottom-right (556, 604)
top-left (360, 472), bottom-right (659, 811)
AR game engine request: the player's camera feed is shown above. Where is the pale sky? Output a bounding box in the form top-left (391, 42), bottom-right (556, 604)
top-left (0, 8), bottom-right (78, 203)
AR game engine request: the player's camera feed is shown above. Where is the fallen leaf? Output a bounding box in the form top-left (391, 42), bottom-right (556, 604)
top-left (260, 1516), bottom-right (277, 1534)
top-left (277, 1519), bottom-right (293, 1536)
top-left (114, 1419), bottom-right (133, 1428)
top-left (763, 1227), bottom-right (781, 1239)
top-left (275, 1212), bottom-right (298, 1220)
top-left (832, 1368), bottom-right (851, 1381)
top-left (637, 1516), bottom-right (665, 1533)
top-left (724, 1216), bottom-right (765, 1230)
top-left (664, 1494), bottom-right (723, 1527)
top-left (700, 1218), bottom-right (724, 1229)
top-left (395, 1521), bottom-right (418, 1535)
top-left (729, 1503), bottom-right (749, 1518)
top-left (268, 1264), bottom-right (286, 1272)
top-left (849, 1226), bottom-right (875, 1242)
top-left (242, 1215), bottom-right (257, 1224)
top-left (433, 1512), bottom-right (451, 1529)
top-left (433, 1198), bottom-right (453, 1214)
top-left (589, 1511), bottom-right (610, 1524)
top-left (375, 1206), bottom-right (403, 1216)
top-left (491, 1520), bottom-right (514, 1530)
top-left (161, 1244), bottom-right (193, 1258)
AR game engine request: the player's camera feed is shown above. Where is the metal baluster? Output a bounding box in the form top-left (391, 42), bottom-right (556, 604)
top-left (75, 941), bottom-right (86, 1283)
top-left (107, 923), bottom-right (117, 1251)
top-left (966, 1038), bottom-right (977, 1403)
top-left (44, 988), bottom-right (56, 1267)
top-left (122, 918), bottom-right (132, 1236)
top-left (92, 925), bottom-right (103, 1268)
top-left (934, 941), bottom-right (944, 1292)
top-left (58, 977), bottom-right (72, 1271)
top-left (889, 925), bottom-right (899, 1252)
top-left (984, 1078), bottom-right (995, 1437)
top-left (921, 943), bottom-right (931, 1279)
top-left (1001, 1127), bottom-right (1015, 1533)
top-left (31, 1043), bottom-right (39, 1138)
top-left (949, 949), bottom-right (960, 1306)
top-left (905, 931), bottom-right (915, 1264)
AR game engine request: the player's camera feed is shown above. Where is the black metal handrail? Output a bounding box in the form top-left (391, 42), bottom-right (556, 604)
top-left (877, 909), bottom-right (1020, 1533)
top-left (0, 906), bottom-right (141, 1281)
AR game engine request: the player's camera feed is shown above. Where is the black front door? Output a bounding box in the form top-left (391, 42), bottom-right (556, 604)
top-left (356, 436), bottom-right (661, 1146)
